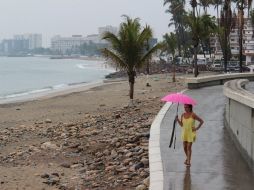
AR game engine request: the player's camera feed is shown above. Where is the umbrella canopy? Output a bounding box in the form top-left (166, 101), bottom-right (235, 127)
top-left (161, 92), bottom-right (197, 105)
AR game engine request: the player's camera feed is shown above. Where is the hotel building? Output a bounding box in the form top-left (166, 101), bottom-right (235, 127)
top-left (51, 25), bottom-right (118, 54)
top-left (210, 18), bottom-right (254, 65)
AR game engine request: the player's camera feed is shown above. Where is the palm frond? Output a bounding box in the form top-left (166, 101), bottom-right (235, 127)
top-left (102, 32), bottom-right (122, 51)
top-left (101, 48), bottom-right (128, 70)
top-left (137, 43), bottom-right (164, 68)
top-left (137, 27), bottom-right (152, 45)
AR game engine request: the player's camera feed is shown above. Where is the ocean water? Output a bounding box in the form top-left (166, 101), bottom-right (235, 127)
top-left (0, 56), bottom-right (114, 101)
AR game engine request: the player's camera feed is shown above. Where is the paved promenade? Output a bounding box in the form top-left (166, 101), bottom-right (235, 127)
top-left (160, 86), bottom-right (254, 190)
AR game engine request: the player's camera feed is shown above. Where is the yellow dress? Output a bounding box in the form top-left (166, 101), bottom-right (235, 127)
top-left (181, 114), bottom-right (196, 142)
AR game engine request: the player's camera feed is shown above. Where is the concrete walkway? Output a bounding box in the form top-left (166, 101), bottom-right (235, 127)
top-left (160, 85), bottom-right (254, 190)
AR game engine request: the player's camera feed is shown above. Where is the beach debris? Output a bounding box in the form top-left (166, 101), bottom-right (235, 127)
top-left (136, 184), bottom-right (147, 190)
top-left (45, 119), bottom-right (52, 123)
top-left (60, 163), bottom-right (71, 168)
top-left (41, 142), bottom-right (59, 150)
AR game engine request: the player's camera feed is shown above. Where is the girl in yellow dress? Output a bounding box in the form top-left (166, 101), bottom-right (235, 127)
top-left (176, 104), bottom-right (204, 166)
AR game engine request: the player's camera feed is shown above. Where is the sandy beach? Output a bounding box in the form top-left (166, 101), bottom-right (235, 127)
top-left (0, 73), bottom-right (186, 190)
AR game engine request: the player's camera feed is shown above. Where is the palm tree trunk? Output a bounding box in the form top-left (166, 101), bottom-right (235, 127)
top-left (192, 5), bottom-right (198, 77)
top-left (128, 71), bottom-right (135, 99)
top-left (176, 30), bottom-right (182, 56)
top-left (129, 82), bottom-right (134, 99)
top-left (239, 5), bottom-right (244, 73)
top-left (217, 6), bottom-right (219, 26)
top-left (194, 44), bottom-right (198, 77)
top-left (223, 1), bottom-right (230, 73)
top-left (146, 59), bottom-right (151, 87)
top-left (146, 61), bottom-right (150, 75)
top-left (172, 57), bottom-right (176, 82)
top-left (224, 30), bottom-right (228, 73)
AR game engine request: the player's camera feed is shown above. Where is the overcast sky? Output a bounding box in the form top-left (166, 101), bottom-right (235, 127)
top-left (0, 0), bottom-right (173, 47)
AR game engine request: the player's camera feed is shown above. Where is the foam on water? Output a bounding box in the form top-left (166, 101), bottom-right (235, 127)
top-left (53, 84), bottom-right (69, 89)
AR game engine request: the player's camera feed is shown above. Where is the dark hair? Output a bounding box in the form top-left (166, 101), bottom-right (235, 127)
top-left (184, 104), bottom-right (193, 112)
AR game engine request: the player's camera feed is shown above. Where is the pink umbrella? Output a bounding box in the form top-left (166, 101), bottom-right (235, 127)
top-left (161, 92), bottom-right (197, 105)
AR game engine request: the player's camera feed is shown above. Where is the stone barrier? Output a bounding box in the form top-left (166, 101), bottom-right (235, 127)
top-left (224, 79), bottom-right (254, 171)
top-left (186, 73), bottom-right (254, 89)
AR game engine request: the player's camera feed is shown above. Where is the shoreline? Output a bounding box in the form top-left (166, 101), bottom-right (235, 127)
top-left (0, 78), bottom-right (126, 105)
top-left (0, 56), bottom-right (116, 105)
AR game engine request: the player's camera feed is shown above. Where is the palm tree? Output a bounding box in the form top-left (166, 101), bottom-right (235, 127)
top-left (189, 0), bottom-right (198, 76)
top-left (219, 0), bottom-right (236, 72)
top-left (186, 13), bottom-right (217, 77)
top-left (238, 0), bottom-right (244, 72)
top-left (163, 32), bottom-right (178, 82)
top-left (202, 12), bottom-right (218, 57)
top-left (101, 16), bottom-right (162, 102)
top-left (212, 0), bottom-right (222, 23)
top-left (199, 0), bottom-right (213, 14)
top-left (199, 0), bottom-right (217, 57)
top-left (164, 0), bottom-right (186, 56)
top-left (144, 25), bottom-right (153, 87)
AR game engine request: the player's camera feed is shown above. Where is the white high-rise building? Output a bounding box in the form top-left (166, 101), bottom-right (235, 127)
top-left (51, 26), bottom-right (118, 54)
top-left (51, 35), bottom-right (87, 54)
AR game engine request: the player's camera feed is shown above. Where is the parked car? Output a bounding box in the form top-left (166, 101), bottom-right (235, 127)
top-left (227, 61), bottom-right (239, 72)
top-left (210, 63), bottom-right (223, 71)
top-left (244, 65), bottom-right (254, 72)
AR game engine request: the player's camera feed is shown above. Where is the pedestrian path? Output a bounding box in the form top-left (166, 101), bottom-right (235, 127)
top-left (160, 85), bottom-right (254, 190)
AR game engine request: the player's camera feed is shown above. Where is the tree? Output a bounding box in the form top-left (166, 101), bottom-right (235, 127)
top-left (101, 16), bottom-right (162, 102)
top-left (219, 0), bottom-right (236, 72)
top-left (186, 13), bottom-right (217, 77)
top-left (212, 0), bottom-right (223, 23)
top-left (163, 32), bottom-right (178, 82)
top-left (164, 0), bottom-right (187, 57)
top-left (200, 0), bottom-right (213, 14)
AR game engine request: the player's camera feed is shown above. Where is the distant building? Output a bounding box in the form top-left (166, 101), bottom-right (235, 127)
top-left (0, 33), bottom-right (42, 55)
top-left (51, 35), bottom-right (87, 54)
top-left (86, 34), bottom-right (101, 44)
top-left (2, 40), bottom-right (14, 54)
top-left (14, 34), bottom-right (42, 50)
top-left (50, 26), bottom-right (118, 54)
top-left (51, 30), bottom-right (113, 54)
top-left (149, 38), bottom-right (158, 48)
top-left (210, 18), bottom-right (254, 64)
top-left (1, 38), bottom-right (29, 54)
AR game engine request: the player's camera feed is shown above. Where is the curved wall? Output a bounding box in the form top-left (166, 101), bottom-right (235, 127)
top-left (224, 79), bottom-right (254, 171)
